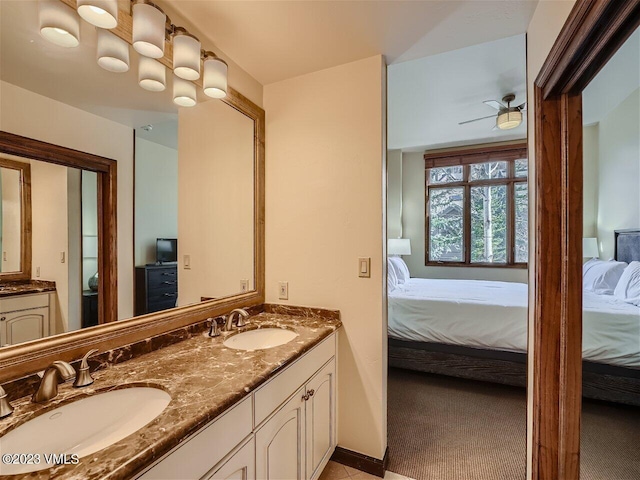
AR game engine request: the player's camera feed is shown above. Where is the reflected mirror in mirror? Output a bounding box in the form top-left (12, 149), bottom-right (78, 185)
top-left (0, 166), bottom-right (23, 273)
top-left (0, 0), bottom-right (257, 347)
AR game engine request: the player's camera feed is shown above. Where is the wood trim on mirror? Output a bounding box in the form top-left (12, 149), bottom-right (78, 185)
top-left (0, 156), bottom-right (32, 282)
top-left (0, 85), bottom-right (265, 383)
top-left (530, 1), bottom-right (640, 479)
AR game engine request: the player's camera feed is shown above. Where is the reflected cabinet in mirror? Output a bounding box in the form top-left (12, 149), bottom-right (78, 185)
top-left (0, 0), bottom-right (264, 378)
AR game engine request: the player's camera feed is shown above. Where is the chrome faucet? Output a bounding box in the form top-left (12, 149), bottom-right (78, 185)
top-left (224, 308), bottom-right (250, 331)
top-left (32, 361), bottom-right (76, 403)
top-left (0, 385), bottom-right (14, 418)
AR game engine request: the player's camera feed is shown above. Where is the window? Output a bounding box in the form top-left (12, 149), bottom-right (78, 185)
top-left (425, 144), bottom-right (528, 267)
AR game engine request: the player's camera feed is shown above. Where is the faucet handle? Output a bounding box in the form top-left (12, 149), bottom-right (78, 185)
top-left (208, 317), bottom-right (224, 337)
top-left (73, 349), bottom-right (98, 388)
top-left (0, 385), bottom-right (14, 419)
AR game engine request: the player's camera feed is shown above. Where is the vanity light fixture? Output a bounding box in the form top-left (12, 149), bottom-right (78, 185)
top-left (173, 75), bottom-right (197, 107)
top-left (132, 0), bottom-right (167, 59)
top-left (77, 0), bottom-right (118, 29)
top-left (97, 29), bottom-right (130, 72)
top-left (172, 28), bottom-right (201, 81)
top-left (38, 0), bottom-right (80, 48)
top-left (138, 56), bottom-right (166, 91)
top-left (496, 110), bottom-right (523, 130)
top-left (203, 51), bottom-right (228, 99)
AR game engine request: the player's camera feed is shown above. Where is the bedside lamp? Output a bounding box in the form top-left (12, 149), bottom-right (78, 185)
top-left (388, 238), bottom-right (411, 256)
top-left (583, 237), bottom-right (599, 259)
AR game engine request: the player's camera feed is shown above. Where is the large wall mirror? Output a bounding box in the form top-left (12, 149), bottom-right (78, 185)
top-left (0, 0), bottom-right (264, 377)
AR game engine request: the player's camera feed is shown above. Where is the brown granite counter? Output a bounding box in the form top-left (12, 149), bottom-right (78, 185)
top-left (0, 281), bottom-right (56, 298)
top-left (0, 310), bottom-right (341, 479)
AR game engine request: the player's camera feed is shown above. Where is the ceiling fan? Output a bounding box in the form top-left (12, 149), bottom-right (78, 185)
top-left (459, 94), bottom-right (527, 130)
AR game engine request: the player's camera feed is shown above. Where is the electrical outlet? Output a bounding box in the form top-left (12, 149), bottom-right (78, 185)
top-left (36, 266), bottom-right (41, 278)
top-left (240, 279), bottom-right (249, 292)
top-left (278, 281), bottom-right (289, 300)
top-left (184, 254), bottom-right (191, 269)
top-left (2, 252), bottom-right (6, 262)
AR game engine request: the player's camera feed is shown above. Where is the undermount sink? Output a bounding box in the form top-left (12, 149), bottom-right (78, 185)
top-left (0, 387), bottom-right (171, 475)
top-left (223, 328), bottom-right (298, 351)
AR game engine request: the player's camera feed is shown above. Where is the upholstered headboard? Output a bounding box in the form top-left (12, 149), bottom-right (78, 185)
top-left (615, 229), bottom-right (640, 263)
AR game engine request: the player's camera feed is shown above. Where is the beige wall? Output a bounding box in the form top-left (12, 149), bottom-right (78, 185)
top-left (583, 124), bottom-right (600, 237)
top-left (596, 88), bottom-right (640, 259)
top-left (264, 55), bottom-right (387, 459)
top-left (178, 100), bottom-right (255, 304)
top-left (525, 0), bottom-right (576, 476)
top-left (401, 151), bottom-right (528, 283)
top-left (1, 168), bottom-right (21, 272)
top-left (387, 149), bottom-right (402, 240)
top-left (134, 138), bottom-right (178, 266)
top-left (0, 81), bottom-right (135, 320)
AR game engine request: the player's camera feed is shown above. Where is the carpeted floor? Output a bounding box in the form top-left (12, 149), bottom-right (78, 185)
top-left (387, 368), bottom-right (640, 480)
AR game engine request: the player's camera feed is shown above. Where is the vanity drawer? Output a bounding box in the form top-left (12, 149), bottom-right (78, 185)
top-left (253, 333), bottom-right (335, 427)
top-left (138, 395), bottom-right (253, 480)
top-left (0, 293), bottom-right (49, 313)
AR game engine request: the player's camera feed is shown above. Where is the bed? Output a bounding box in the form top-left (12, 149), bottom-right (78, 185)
top-left (388, 230), bottom-right (640, 406)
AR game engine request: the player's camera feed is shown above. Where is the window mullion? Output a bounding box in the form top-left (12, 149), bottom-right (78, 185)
top-left (464, 165), bottom-right (471, 264)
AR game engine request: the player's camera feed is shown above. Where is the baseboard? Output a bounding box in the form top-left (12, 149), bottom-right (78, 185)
top-left (331, 446), bottom-right (389, 478)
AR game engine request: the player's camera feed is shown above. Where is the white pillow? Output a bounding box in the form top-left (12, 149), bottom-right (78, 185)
top-left (582, 258), bottom-right (627, 295)
top-left (614, 261), bottom-right (640, 306)
top-left (387, 259), bottom-right (399, 293)
top-left (389, 256), bottom-right (410, 284)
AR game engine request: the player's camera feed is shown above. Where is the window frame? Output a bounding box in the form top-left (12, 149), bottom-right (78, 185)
top-left (424, 142), bottom-right (528, 268)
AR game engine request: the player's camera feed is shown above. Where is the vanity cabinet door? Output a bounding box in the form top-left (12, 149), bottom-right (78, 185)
top-left (1, 306), bottom-right (49, 346)
top-left (256, 386), bottom-right (306, 480)
top-left (205, 437), bottom-right (255, 480)
top-left (305, 359), bottom-right (336, 480)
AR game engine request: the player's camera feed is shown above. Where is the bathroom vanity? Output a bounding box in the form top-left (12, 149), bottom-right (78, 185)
top-left (0, 287), bottom-right (56, 347)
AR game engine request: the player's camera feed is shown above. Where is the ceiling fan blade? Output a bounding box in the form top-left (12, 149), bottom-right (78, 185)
top-left (459, 114), bottom-right (496, 125)
top-left (517, 102), bottom-right (527, 111)
top-left (483, 100), bottom-right (505, 110)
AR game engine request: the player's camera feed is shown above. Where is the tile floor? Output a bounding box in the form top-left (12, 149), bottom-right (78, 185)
top-left (318, 461), bottom-right (415, 480)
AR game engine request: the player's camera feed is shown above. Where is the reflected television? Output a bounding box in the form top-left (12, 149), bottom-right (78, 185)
top-left (156, 238), bottom-right (177, 264)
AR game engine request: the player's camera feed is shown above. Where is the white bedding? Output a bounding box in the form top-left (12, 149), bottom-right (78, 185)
top-left (388, 278), bottom-right (640, 369)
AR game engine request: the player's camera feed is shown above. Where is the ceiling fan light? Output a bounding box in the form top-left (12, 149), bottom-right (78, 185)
top-left (39, 0), bottom-right (80, 48)
top-left (97, 29), bottom-right (129, 72)
top-left (203, 52), bottom-right (228, 99)
top-left (138, 56), bottom-right (166, 91)
top-left (77, 0), bottom-right (118, 29)
top-left (173, 28), bottom-right (201, 81)
top-left (132, 0), bottom-right (166, 59)
top-left (173, 75), bottom-right (197, 107)
top-left (496, 110), bottom-right (522, 130)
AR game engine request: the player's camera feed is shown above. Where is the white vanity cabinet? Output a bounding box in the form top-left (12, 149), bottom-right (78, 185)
top-left (137, 332), bottom-right (337, 480)
top-left (0, 292), bottom-right (55, 347)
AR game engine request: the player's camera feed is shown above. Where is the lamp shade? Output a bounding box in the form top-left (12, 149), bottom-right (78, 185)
top-left (388, 238), bottom-right (412, 256)
top-left (583, 237), bottom-right (599, 258)
top-left (496, 110), bottom-right (522, 130)
top-left (97, 29), bottom-right (129, 72)
top-left (173, 75), bottom-right (197, 107)
top-left (203, 52), bottom-right (228, 99)
top-left (132, 0), bottom-right (166, 59)
top-left (173, 28), bottom-right (201, 80)
top-left (39, 0), bottom-right (80, 48)
top-left (77, 0), bottom-right (118, 29)
top-left (138, 56), bottom-right (166, 91)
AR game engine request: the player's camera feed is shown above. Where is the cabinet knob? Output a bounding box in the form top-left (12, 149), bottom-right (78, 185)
top-left (308, 389), bottom-right (315, 397)
top-left (302, 392), bottom-right (310, 401)
top-left (0, 317), bottom-right (5, 322)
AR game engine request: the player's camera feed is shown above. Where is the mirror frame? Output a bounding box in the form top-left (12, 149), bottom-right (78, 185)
top-left (0, 86), bottom-right (265, 382)
top-left (0, 156), bottom-right (32, 282)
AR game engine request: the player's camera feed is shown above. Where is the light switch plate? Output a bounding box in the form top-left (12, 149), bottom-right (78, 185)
top-left (36, 266), bottom-right (41, 278)
top-left (278, 281), bottom-right (289, 300)
top-left (358, 257), bottom-right (371, 278)
top-left (60, 252), bottom-right (66, 264)
top-left (184, 254), bottom-right (191, 269)
top-left (240, 279), bottom-right (249, 292)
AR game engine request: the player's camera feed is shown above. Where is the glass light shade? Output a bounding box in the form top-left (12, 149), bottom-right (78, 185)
top-left (39, 0), bottom-right (80, 48)
top-left (138, 56), bottom-right (166, 91)
top-left (583, 237), bottom-right (599, 258)
top-left (173, 30), bottom-right (201, 81)
top-left (132, 1), bottom-right (166, 59)
top-left (173, 75), bottom-right (197, 107)
top-left (496, 110), bottom-right (523, 130)
top-left (388, 238), bottom-right (412, 256)
top-left (203, 54), bottom-right (228, 99)
top-left (97, 29), bottom-right (129, 72)
top-left (77, 0), bottom-right (118, 29)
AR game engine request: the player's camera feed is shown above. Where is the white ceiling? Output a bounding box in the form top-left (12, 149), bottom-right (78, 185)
top-left (583, 29), bottom-right (640, 126)
top-left (171, 0), bottom-right (538, 86)
top-left (388, 34), bottom-right (527, 151)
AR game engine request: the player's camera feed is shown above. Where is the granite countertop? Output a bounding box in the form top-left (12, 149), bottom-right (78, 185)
top-left (0, 281), bottom-right (56, 298)
top-left (0, 310), bottom-right (341, 479)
